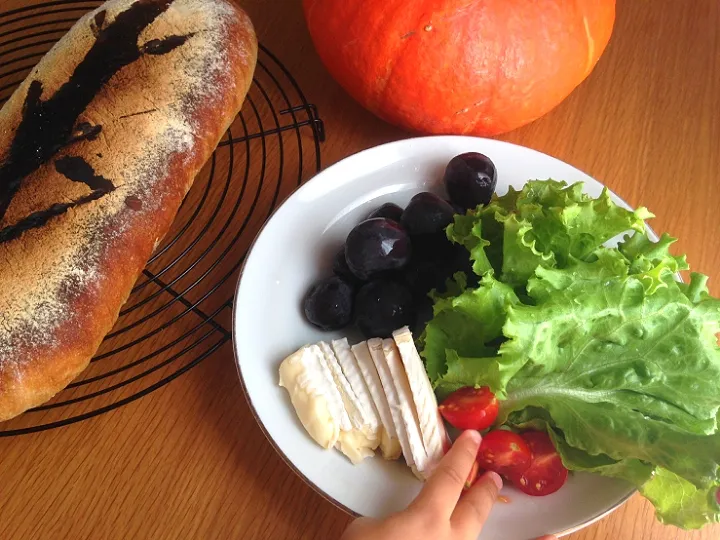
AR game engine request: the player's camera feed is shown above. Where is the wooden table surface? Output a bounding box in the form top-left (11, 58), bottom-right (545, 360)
top-left (1, 1), bottom-right (719, 539)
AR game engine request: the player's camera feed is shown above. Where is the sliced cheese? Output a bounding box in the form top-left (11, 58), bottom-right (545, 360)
top-left (278, 344), bottom-right (350, 450)
top-left (331, 338), bottom-right (381, 441)
top-left (318, 341), bottom-right (378, 464)
top-left (393, 327), bottom-right (449, 475)
top-left (351, 341), bottom-right (402, 460)
top-left (367, 338), bottom-right (415, 469)
top-left (367, 337), bottom-right (427, 479)
top-left (381, 338), bottom-right (429, 478)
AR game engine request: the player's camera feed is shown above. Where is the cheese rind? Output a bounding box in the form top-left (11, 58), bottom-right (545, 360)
top-left (367, 337), bottom-right (415, 469)
top-left (352, 340), bottom-right (402, 460)
top-left (331, 338), bottom-right (381, 441)
top-left (380, 338), bottom-right (429, 479)
top-left (393, 327), bottom-right (449, 475)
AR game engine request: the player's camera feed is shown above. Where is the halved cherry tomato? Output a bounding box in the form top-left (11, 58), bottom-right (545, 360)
top-left (439, 386), bottom-right (499, 431)
top-left (476, 430), bottom-right (532, 477)
top-left (509, 431), bottom-right (569, 497)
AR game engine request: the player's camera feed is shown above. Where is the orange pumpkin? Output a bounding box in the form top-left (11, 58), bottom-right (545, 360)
top-left (303, 0), bottom-right (615, 136)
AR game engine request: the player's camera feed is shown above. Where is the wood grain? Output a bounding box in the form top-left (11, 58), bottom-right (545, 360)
top-left (1, 0), bottom-right (719, 539)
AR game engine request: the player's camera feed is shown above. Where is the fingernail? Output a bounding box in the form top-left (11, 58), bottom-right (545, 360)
top-left (465, 430), bottom-right (482, 445)
top-left (484, 471), bottom-right (503, 491)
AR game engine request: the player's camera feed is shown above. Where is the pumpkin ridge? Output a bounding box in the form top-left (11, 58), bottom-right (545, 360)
top-left (582, 16), bottom-right (596, 76)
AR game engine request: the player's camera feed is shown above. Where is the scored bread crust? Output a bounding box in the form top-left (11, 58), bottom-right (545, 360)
top-left (0, 0), bottom-right (257, 421)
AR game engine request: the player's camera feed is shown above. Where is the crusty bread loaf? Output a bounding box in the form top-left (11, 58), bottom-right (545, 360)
top-left (0, 0), bottom-right (257, 421)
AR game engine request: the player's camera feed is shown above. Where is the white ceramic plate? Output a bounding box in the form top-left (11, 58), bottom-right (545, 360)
top-left (233, 136), bottom-right (643, 540)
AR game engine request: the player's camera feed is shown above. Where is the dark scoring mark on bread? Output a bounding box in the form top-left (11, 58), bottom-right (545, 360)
top-left (94, 10), bottom-right (107, 29)
top-left (55, 156), bottom-right (115, 193)
top-left (67, 122), bottom-right (102, 145)
top-left (0, 189), bottom-right (114, 244)
top-left (0, 0), bottom-right (188, 243)
top-left (92, 10), bottom-right (107, 37)
top-left (142, 34), bottom-right (195, 55)
top-left (119, 108), bottom-right (158, 120)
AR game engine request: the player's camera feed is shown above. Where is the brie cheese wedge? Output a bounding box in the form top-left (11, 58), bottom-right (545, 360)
top-left (280, 328), bottom-right (447, 476)
top-left (393, 327), bottom-right (449, 475)
top-left (278, 344), bottom-right (350, 450)
top-left (351, 340), bottom-right (402, 460)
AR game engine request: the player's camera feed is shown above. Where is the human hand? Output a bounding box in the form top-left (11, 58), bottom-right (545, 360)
top-left (341, 430), bottom-right (557, 540)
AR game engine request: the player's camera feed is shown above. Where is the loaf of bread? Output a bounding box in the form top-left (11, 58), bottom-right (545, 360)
top-left (0, 0), bottom-right (257, 421)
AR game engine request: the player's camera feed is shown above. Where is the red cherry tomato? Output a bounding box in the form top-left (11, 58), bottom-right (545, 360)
top-left (509, 431), bottom-right (569, 497)
top-left (476, 430), bottom-right (532, 477)
top-left (438, 386), bottom-right (499, 431)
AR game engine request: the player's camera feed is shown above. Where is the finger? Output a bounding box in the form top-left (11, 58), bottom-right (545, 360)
top-left (534, 536), bottom-right (558, 540)
top-left (410, 430), bottom-right (482, 519)
top-left (452, 471), bottom-right (502, 535)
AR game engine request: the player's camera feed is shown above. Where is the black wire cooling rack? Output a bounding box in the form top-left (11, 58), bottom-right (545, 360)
top-left (0, 0), bottom-right (325, 436)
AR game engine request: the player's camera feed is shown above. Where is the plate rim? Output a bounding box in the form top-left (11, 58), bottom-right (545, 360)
top-left (231, 135), bottom-right (654, 536)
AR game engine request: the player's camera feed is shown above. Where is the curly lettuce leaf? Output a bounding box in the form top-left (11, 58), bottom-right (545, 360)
top-left (500, 213), bottom-right (557, 287)
top-left (420, 274), bottom-right (519, 384)
top-left (446, 213), bottom-right (494, 276)
top-left (681, 272), bottom-right (712, 304)
top-left (619, 231), bottom-right (689, 274)
top-left (553, 188), bottom-right (653, 259)
top-left (640, 469), bottom-right (720, 529)
top-left (524, 249), bottom-right (630, 303)
top-left (434, 351), bottom-right (505, 401)
top-left (618, 231), bottom-right (690, 294)
top-left (515, 179), bottom-right (588, 208)
top-left (549, 429), bottom-right (655, 486)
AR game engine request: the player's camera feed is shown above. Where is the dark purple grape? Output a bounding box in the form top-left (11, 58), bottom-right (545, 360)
top-left (403, 260), bottom-right (434, 295)
top-left (411, 230), bottom-right (457, 263)
top-left (345, 218), bottom-right (412, 280)
top-left (367, 202), bottom-right (404, 223)
top-left (413, 296), bottom-right (435, 337)
top-left (444, 152), bottom-right (497, 210)
top-left (401, 192), bottom-right (455, 236)
top-left (403, 259), bottom-right (448, 297)
top-left (407, 241), bottom-right (476, 296)
top-left (355, 280), bottom-right (414, 338)
top-left (303, 276), bottom-right (354, 331)
top-left (332, 245), bottom-right (361, 286)
top-left (447, 199), bottom-right (465, 216)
